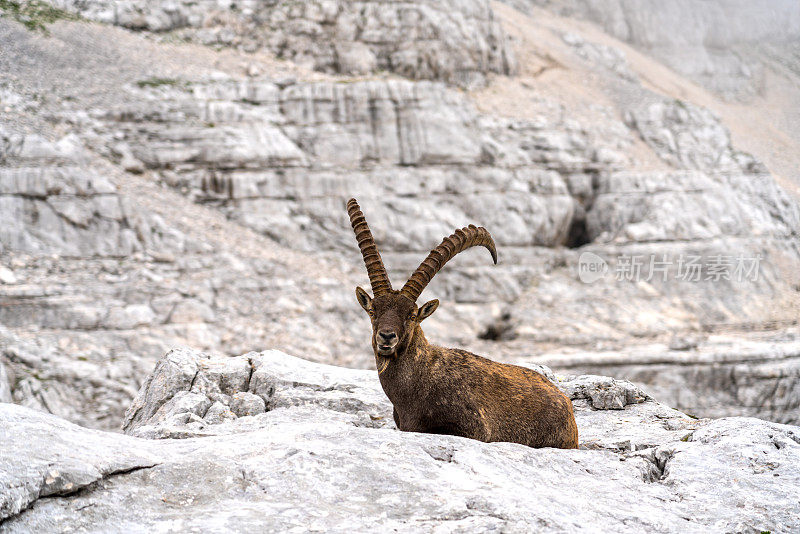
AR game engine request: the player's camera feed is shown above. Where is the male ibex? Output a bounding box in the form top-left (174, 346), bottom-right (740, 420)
top-left (347, 198), bottom-right (578, 449)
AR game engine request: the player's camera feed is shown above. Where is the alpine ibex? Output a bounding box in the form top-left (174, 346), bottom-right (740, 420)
top-left (347, 198), bottom-right (579, 449)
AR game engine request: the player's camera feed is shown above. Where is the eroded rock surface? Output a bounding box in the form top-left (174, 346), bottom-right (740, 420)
top-left (0, 129), bottom-right (140, 257)
top-left (1, 349), bottom-right (798, 533)
top-left (528, 336), bottom-right (800, 425)
top-left (514, 0), bottom-right (800, 100)
top-left (624, 99), bottom-right (767, 174)
top-left (49, 0), bottom-right (515, 86)
top-left (122, 348), bottom-right (393, 438)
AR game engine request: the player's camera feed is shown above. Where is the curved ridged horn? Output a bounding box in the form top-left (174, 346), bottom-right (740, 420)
top-left (401, 224), bottom-right (497, 302)
top-left (347, 198), bottom-right (392, 296)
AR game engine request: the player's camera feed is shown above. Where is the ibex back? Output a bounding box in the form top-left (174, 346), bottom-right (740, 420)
top-left (347, 198), bottom-right (579, 449)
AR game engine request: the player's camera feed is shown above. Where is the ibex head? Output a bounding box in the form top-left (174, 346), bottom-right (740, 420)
top-left (347, 198), bottom-right (497, 359)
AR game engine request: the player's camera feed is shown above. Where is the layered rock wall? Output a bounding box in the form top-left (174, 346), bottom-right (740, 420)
top-left (0, 130), bottom-right (139, 257)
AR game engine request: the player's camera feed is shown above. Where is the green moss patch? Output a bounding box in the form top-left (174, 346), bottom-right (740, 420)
top-left (0, 0), bottom-right (77, 34)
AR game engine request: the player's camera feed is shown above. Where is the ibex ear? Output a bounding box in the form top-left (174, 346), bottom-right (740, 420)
top-left (417, 299), bottom-right (439, 322)
top-left (355, 286), bottom-right (373, 312)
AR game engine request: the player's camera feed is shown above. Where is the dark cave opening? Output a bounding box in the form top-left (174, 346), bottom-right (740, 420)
top-left (478, 312), bottom-right (515, 341)
top-left (566, 214), bottom-right (591, 249)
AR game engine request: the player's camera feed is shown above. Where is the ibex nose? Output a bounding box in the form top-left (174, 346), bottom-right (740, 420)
top-left (377, 330), bottom-right (397, 344)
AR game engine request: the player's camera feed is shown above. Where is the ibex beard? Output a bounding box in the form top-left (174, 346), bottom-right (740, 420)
top-left (347, 198), bottom-right (579, 449)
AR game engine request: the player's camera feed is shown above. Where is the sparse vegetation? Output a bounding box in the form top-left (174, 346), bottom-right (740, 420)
top-left (0, 0), bottom-right (76, 34)
top-left (135, 77), bottom-right (183, 89)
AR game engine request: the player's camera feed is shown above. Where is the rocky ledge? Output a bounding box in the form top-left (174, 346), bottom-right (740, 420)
top-left (1, 349), bottom-right (799, 532)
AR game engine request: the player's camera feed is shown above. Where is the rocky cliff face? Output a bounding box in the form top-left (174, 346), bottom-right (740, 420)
top-left (1, 349), bottom-right (798, 532)
top-left (0, 122), bottom-right (366, 429)
top-left (50, 0), bottom-right (515, 87)
top-left (0, 130), bottom-right (139, 256)
top-left (94, 71), bottom-right (800, 340)
top-left (509, 0), bottom-right (800, 187)
top-left (1, 0), bottom-right (799, 431)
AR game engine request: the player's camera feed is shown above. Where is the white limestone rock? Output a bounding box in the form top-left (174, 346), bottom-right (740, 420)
top-left (0, 325), bottom-right (153, 430)
top-left (624, 99), bottom-right (767, 174)
top-left (229, 392), bottom-right (266, 417)
top-left (0, 359), bottom-right (11, 403)
top-left (531, 338), bottom-right (800, 425)
top-left (518, 0), bottom-right (800, 100)
top-left (47, 0), bottom-right (516, 86)
top-left (0, 130), bottom-right (144, 258)
top-left (103, 304), bottom-right (157, 330)
top-left (0, 266), bottom-right (16, 285)
top-left (1, 349), bottom-right (798, 532)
